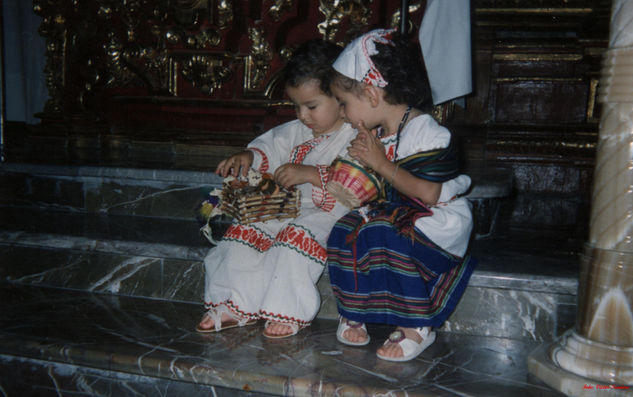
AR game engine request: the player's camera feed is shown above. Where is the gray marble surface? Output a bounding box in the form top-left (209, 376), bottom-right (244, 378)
top-left (0, 161), bottom-right (590, 395)
top-left (0, 226), bottom-right (578, 342)
top-left (0, 283), bottom-right (566, 397)
top-left (0, 191), bottom-right (583, 342)
top-left (0, 161), bottom-right (225, 183)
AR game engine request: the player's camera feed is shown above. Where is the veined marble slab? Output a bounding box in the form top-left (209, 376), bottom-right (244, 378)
top-left (0, 283), bottom-right (566, 397)
top-left (0, 162), bottom-right (223, 218)
top-left (0, 230), bottom-right (577, 341)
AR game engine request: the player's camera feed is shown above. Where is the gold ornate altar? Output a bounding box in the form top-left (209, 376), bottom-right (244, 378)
top-left (16, 0), bottom-right (610, 204)
top-left (30, 1), bottom-right (425, 148)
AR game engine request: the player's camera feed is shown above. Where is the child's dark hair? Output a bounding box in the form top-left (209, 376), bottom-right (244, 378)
top-left (283, 39), bottom-right (341, 96)
top-left (333, 33), bottom-right (432, 109)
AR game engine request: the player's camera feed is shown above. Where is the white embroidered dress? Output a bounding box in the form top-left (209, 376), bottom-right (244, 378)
top-left (203, 120), bottom-right (355, 327)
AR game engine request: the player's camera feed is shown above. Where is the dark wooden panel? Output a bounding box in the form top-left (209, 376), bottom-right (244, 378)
top-left (494, 80), bottom-right (589, 124)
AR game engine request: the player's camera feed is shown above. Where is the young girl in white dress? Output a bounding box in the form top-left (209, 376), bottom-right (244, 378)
top-left (198, 39), bottom-right (356, 338)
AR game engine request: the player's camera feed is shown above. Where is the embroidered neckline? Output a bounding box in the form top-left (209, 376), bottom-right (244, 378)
top-left (289, 133), bottom-right (330, 164)
top-left (377, 106), bottom-right (412, 159)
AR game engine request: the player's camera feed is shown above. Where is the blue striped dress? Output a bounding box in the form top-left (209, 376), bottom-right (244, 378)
top-left (327, 143), bottom-right (477, 328)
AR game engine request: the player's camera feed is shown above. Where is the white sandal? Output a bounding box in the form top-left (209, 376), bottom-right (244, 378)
top-left (196, 304), bottom-right (256, 333)
top-left (336, 317), bottom-right (370, 346)
top-left (376, 327), bottom-right (435, 362)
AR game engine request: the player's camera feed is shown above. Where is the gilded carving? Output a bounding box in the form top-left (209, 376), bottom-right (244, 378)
top-left (174, 0), bottom-right (212, 26)
top-left (389, 1), bottom-right (423, 33)
top-left (586, 77), bottom-right (600, 122)
top-left (99, 1), bottom-right (172, 94)
top-left (244, 27), bottom-right (273, 94)
top-left (181, 55), bottom-right (233, 95)
top-left (143, 51), bottom-right (174, 94)
top-left (431, 102), bottom-right (454, 125)
top-left (165, 29), bottom-right (181, 45)
top-left (279, 45), bottom-right (294, 63)
top-left (104, 35), bottom-right (142, 89)
top-left (33, 0), bottom-right (67, 113)
top-left (165, 27), bottom-right (221, 49)
top-left (217, 0), bottom-right (233, 29)
top-left (185, 28), bottom-right (222, 48)
top-left (318, 0), bottom-right (372, 44)
top-left (269, 0), bottom-right (294, 21)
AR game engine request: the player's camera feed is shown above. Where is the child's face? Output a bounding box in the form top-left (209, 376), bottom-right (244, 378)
top-left (286, 79), bottom-right (344, 136)
top-left (331, 83), bottom-right (375, 131)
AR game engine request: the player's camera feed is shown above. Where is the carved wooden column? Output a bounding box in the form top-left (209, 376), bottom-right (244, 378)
top-left (530, 0), bottom-right (633, 392)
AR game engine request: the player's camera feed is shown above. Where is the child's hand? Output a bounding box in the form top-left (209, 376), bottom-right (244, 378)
top-left (216, 151), bottom-right (254, 177)
top-left (274, 164), bottom-right (317, 189)
top-left (348, 121), bottom-right (387, 171)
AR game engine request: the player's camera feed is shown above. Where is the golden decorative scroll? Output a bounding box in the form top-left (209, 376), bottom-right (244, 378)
top-left (269, 0), bottom-right (294, 21)
top-left (33, 0), bottom-right (67, 113)
top-left (217, 0), bottom-right (233, 29)
top-left (318, 0), bottom-right (372, 44)
top-left (182, 55), bottom-right (234, 95)
top-left (244, 27), bottom-right (274, 95)
top-left (388, 1), bottom-right (423, 33)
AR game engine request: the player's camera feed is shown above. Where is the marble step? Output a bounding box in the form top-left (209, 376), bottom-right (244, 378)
top-left (0, 161), bottom-right (512, 236)
top-left (0, 162), bottom-right (581, 343)
top-left (0, 162), bottom-right (224, 220)
top-left (0, 212), bottom-right (580, 343)
top-left (0, 282), bottom-right (568, 397)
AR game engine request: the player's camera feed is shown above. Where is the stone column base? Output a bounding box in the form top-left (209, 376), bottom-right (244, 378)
top-left (528, 331), bottom-right (633, 396)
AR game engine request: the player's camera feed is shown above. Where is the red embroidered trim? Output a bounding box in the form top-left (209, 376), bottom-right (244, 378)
top-left (289, 135), bottom-right (328, 164)
top-left (247, 147), bottom-right (269, 173)
top-left (312, 164), bottom-right (335, 211)
top-left (224, 224), bottom-right (273, 252)
top-left (276, 225), bottom-right (327, 264)
top-left (203, 300), bottom-right (260, 320)
top-left (259, 310), bottom-right (311, 327)
top-left (359, 31), bottom-right (391, 88)
top-left (386, 143), bottom-right (396, 161)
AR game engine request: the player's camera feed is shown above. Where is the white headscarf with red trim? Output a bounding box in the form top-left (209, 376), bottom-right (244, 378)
top-left (333, 28), bottom-right (396, 88)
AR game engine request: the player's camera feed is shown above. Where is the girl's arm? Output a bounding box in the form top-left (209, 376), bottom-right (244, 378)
top-left (215, 150), bottom-right (254, 177)
top-left (375, 160), bottom-right (441, 205)
top-left (349, 122), bottom-right (441, 206)
top-left (274, 163), bottom-right (321, 189)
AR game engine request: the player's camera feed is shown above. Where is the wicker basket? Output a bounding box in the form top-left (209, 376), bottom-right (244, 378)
top-left (326, 158), bottom-right (381, 208)
top-left (220, 170), bottom-right (300, 224)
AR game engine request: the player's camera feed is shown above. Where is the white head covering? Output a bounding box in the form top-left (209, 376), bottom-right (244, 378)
top-left (333, 28), bottom-right (396, 88)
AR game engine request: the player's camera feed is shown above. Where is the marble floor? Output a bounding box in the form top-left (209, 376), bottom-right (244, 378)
top-left (0, 161), bottom-right (594, 396)
top-left (0, 281), bottom-right (572, 397)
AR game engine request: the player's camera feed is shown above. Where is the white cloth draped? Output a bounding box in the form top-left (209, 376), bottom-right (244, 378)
top-left (418, 0), bottom-right (472, 105)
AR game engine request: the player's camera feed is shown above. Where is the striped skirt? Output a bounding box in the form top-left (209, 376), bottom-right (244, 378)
top-left (327, 210), bottom-right (477, 328)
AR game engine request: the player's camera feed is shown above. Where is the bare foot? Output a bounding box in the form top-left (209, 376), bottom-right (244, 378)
top-left (263, 322), bottom-right (295, 337)
top-left (197, 311), bottom-right (235, 331)
top-left (341, 318), bottom-right (369, 344)
top-left (376, 327), bottom-right (423, 359)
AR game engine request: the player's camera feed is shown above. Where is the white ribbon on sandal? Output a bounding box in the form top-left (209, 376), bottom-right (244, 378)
top-left (377, 327), bottom-right (436, 362)
top-left (205, 304), bottom-right (250, 332)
